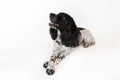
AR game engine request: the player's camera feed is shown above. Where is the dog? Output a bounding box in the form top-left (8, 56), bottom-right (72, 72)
top-left (43, 12), bottom-right (95, 75)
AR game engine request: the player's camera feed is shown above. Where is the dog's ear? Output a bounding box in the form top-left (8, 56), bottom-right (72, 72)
top-left (61, 25), bottom-right (74, 43)
top-left (61, 24), bottom-right (75, 38)
top-left (61, 24), bottom-right (79, 47)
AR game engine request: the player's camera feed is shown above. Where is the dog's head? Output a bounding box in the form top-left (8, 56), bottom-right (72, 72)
top-left (49, 12), bottom-right (80, 47)
top-left (49, 12), bottom-right (77, 32)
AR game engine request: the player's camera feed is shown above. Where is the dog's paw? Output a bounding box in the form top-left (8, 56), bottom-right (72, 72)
top-left (80, 29), bottom-right (95, 48)
top-left (46, 68), bottom-right (55, 75)
top-left (43, 61), bottom-right (49, 68)
top-left (83, 39), bottom-right (95, 48)
top-left (83, 42), bottom-right (95, 48)
top-left (83, 43), bottom-right (90, 48)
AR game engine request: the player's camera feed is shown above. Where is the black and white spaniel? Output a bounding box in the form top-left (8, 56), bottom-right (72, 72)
top-left (43, 12), bottom-right (95, 75)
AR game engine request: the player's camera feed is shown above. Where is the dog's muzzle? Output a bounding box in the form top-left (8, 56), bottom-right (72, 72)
top-left (49, 23), bottom-right (59, 27)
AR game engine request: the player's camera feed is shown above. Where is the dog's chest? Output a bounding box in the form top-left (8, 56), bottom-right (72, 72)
top-left (55, 30), bottom-right (61, 45)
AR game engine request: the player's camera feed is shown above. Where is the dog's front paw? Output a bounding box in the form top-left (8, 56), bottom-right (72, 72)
top-left (46, 68), bottom-right (55, 75)
top-left (43, 61), bottom-right (49, 68)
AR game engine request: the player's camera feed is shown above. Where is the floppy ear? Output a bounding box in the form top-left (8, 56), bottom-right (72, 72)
top-left (61, 25), bottom-right (72, 39)
top-left (61, 24), bottom-right (79, 47)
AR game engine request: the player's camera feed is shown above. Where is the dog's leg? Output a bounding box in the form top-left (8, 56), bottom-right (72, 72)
top-left (43, 42), bottom-right (61, 75)
top-left (55, 46), bottom-right (73, 65)
top-left (80, 29), bottom-right (95, 48)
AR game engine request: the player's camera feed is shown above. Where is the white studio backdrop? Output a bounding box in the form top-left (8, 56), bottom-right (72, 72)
top-left (0, 0), bottom-right (120, 80)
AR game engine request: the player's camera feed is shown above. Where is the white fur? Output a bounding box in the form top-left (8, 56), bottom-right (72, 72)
top-left (46, 29), bottom-right (73, 70)
top-left (80, 29), bottom-right (95, 47)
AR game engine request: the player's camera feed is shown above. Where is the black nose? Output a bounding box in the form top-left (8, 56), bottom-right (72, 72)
top-left (50, 13), bottom-right (56, 22)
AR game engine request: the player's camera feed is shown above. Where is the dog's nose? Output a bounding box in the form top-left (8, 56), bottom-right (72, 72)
top-left (50, 13), bottom-right (56, 22)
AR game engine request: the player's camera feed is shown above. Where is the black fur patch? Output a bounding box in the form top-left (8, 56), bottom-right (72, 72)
top-left (50, 28), bottom-right (57, 40)
top-left (60, 28), bottom-right (80, 47)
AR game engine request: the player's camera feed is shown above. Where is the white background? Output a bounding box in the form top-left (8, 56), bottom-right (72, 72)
top-left (0, 0), bottom-right (120, 80)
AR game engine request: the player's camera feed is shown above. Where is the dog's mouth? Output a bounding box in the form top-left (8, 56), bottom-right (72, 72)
top-left (49, 22), bottom-right (59, 27)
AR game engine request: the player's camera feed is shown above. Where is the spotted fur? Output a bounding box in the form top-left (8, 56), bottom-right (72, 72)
top-left (43, 13), bottom-right (95, 75)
